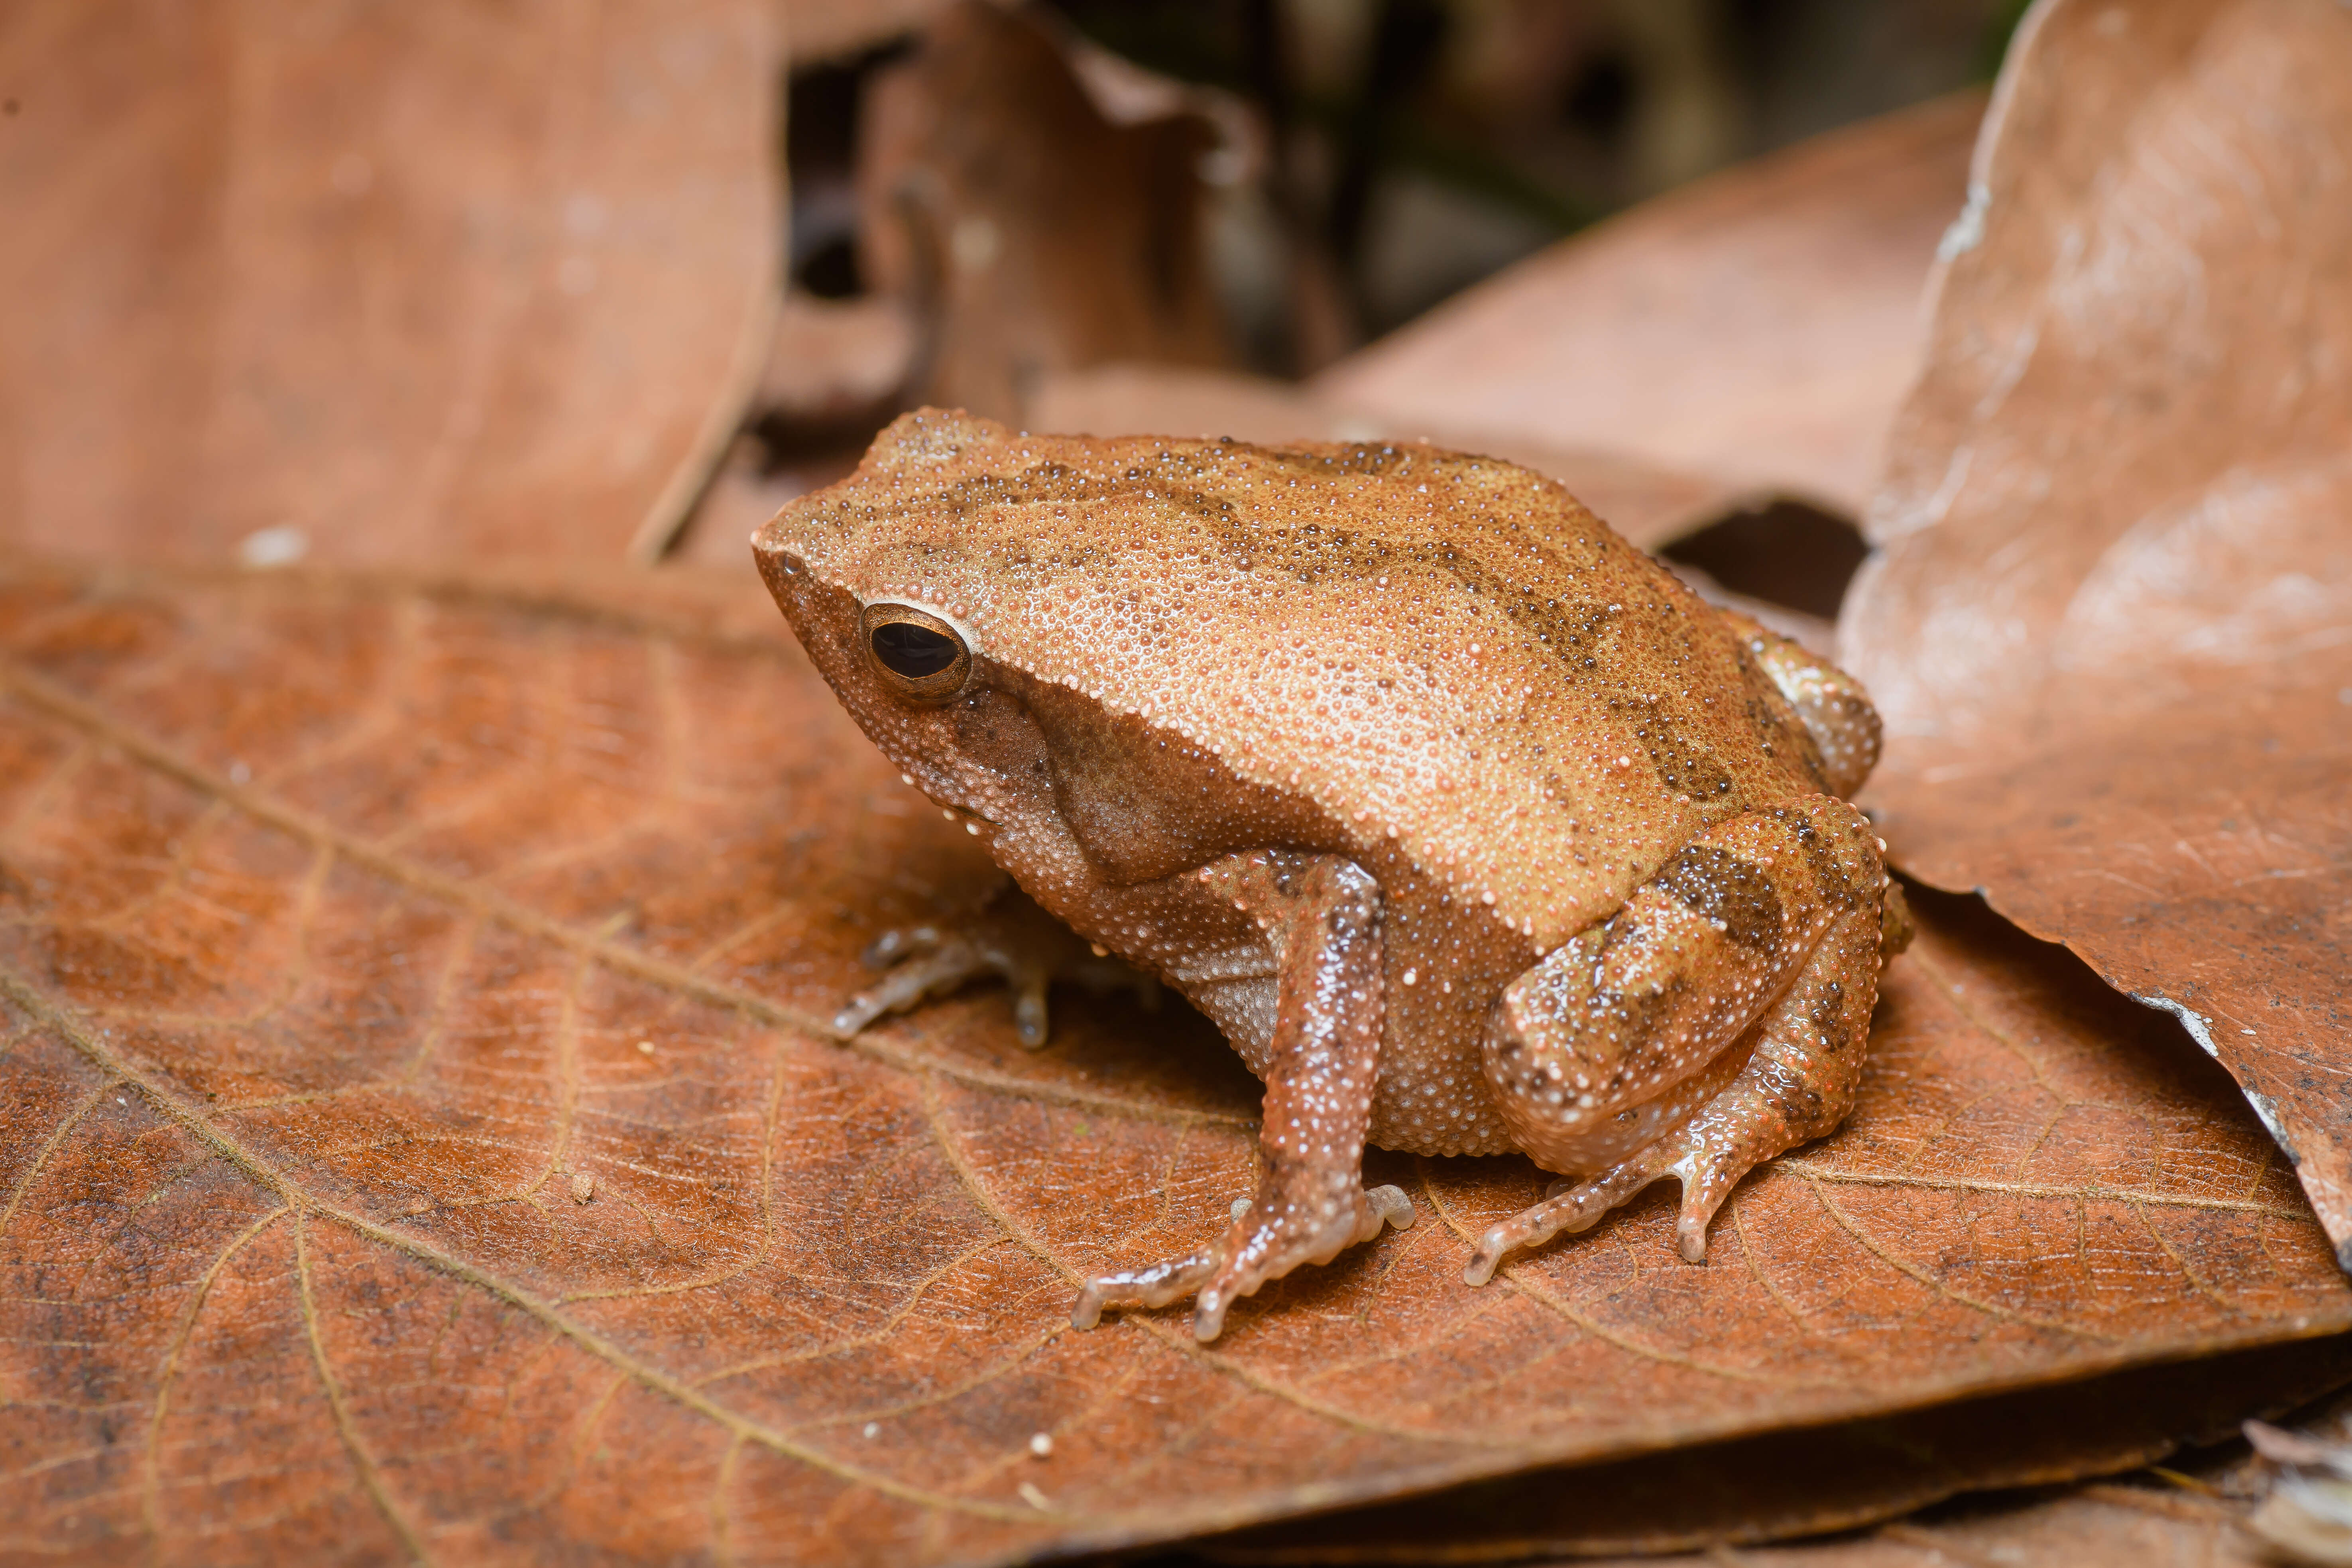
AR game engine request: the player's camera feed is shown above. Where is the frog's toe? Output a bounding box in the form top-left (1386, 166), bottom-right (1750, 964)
top-left (1070, 1252), bottom-right (1218, 1331)
top-left (1009, 973), bottom-right (1052, 1047)
top-left (1463, 1159), bottom-right (1668, 1286)
top-left (860, 922), bottom-right (945, 969)
top-left (1367, 1183), bottom-right (1416, 1232)
top-left (832, 932), bottom-right (995, 1035)
top-left (836, 889), bottom-right (1150, 1047)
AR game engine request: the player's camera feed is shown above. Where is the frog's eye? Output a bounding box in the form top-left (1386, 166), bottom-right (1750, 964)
top-left (859, 603), bottom-right (971, 700)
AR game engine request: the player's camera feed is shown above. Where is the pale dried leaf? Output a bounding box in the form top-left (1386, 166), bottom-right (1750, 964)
top-left (1315, 91), bottom-right (1983, 518)
top-left (1841, 0), bottom-right (2352, 1262)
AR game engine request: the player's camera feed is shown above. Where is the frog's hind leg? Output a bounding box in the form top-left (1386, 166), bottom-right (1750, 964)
top-left (1071, 850), bottom-right (1414, 1342)
top-left (1467, 797), bottom-right (1886, 1283)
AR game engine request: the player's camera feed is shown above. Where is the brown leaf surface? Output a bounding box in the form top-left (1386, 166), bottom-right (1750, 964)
top-left (1841, 0), bottom-right (2352, 1265)
top-left (4, 565), bottom-right (2350, 1566)
top-left (0, 0), bottom-right (780, 568)
top-left (1312, 90), bottom-right (1984, 520)
top-left (855, 2), bottom-right (1230, 423)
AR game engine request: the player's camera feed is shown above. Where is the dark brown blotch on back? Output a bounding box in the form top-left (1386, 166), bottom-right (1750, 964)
top-left (1607, 694), bottom-right (1738, 804)
top-left (1655, 844), bottom-right (1784, 952)
top-left (1772, 806), bottom-right (1862, 911)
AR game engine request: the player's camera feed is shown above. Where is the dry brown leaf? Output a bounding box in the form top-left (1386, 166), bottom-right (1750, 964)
top-left (855, 2), bottom-right (1230, 423)
top-left (4, 564), bottom-right (2349, 1565)
top-left (1313, 90), bottom-right (1984, 520)
top-left (0, 0), bottom-right (780, 568)
top-left (1205, 1336), bottom-right (2352, 1564)
top-left (1841, 0), bottom-right (2352, 1264)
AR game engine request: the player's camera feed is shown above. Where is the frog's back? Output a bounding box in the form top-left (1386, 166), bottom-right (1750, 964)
top-left (765, 409), bottom-right (1833, 947)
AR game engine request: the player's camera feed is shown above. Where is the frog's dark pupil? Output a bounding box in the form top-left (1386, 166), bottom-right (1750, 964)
top-left (872, 621), bottom-right (958, 678)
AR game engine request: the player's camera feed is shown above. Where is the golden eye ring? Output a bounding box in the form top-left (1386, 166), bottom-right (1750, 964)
top-left (859, 602), bottom-right (971, 700)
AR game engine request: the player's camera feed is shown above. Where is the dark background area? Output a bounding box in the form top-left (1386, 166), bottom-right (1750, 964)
top-left (789, 0), bottom-right (2028, 369)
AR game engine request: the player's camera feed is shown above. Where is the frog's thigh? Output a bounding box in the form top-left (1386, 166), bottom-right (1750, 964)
top-left (1471, 797), bottom-right (1880, 1280)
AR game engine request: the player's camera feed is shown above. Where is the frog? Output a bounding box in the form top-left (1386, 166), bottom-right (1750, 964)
top-left (754, 408), bottom-right (1910, 1343)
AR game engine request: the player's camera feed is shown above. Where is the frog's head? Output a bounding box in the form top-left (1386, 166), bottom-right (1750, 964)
top-left (756, 406), bottom-right (1580, 875)
top-left (752, 409), bottom-right (1044, 831)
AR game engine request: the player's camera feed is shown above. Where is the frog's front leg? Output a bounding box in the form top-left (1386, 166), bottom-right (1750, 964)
top-left (1467, 797), bottom-right (1889, 1282)
top-left (835, 880), bottom-right (1154, 1048)
top-left (1072, 850), bottom-right (1414, 1342)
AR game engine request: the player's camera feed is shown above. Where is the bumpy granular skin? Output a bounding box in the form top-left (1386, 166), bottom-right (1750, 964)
top-left (756, 408), bottom-right (1900, 1337)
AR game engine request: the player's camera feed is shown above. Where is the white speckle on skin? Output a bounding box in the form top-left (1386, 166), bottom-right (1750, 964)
top-left (1028, 1432), bottom-right (1053, 1458)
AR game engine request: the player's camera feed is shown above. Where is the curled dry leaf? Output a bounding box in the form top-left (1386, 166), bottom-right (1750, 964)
top-left (3, 566), bottom-right (2348, 1565)
top-left (1566, 1383), bottom-right (2352, 1568)
top-left (856, 1), bottom-right (1231, 423)
top-left (1207, 1335), bottom-right (2352, 1564)
top-left (1562, 1485), bottom-right (2262, 1568)
top-left (1841, 0), bottom-right (2352, 1262)
top-left (1314, 90), bottom-right (1984, 520)
top-left (0, 0), bottom-right (780, 567)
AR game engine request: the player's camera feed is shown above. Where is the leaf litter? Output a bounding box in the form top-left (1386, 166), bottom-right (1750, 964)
top-left (3, 0), bottom-right (2351, 1559)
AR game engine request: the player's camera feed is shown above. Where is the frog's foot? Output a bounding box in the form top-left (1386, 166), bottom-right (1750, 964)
top-left (1471, 796), bottom-right (1889, 1281)
top-left (1073, 1177), bottom-right (1414, 1342)
top-left (1724, 610), bottom-right (1883, 797)
top-left (834, 887), bottom-right (1152, 1048)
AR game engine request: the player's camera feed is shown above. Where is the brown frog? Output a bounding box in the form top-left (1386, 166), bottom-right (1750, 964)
top-left (755, 409), bottom-right (1909, 1342)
